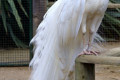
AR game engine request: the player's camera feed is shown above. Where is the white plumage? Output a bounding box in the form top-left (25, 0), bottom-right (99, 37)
top-left (30, 0), bottom-right (109, 80)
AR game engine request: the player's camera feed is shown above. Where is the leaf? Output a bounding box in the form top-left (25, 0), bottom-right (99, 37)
top-left (17, 0), bottom-right (28, 17)
top-left (105, 14), bottom-right (120, 26)
top-left (0, 0), bottom-right (1, 11)
top-left (7, 23), bottom-right (28, 48)
top-left (116, 8), bottom-right (120, 13)
top-left (113, 0), bottom-right (120, 3)
top-left (101, 23), bottom-right (111, 35)
top-left (106, 12), bottom-right (120, 17)
top-left (4, 0), bottom-right (9, 11)
top-left (1, 1), bottom-right (7, 33)
top-left (7, 0), bottom-right (24, 33)
top-left (110, 0), bottom-right (120, 3)
top-left (111, 24), bottom-right (120, 36)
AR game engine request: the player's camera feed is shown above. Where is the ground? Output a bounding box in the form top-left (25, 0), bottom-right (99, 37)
top-left (0, 42), bottom-right (120, 80)
top-left (0, 67), bottom-right (31, 80)
top-left (96, 65), bottom-right (120, 80)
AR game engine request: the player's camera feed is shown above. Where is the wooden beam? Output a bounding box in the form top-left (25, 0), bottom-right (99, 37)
top-left (102, 47), bottom-right (120, 57)
top-left (108, 3), bottom-right (120, 8)
top-left (76, 55), bottom-right (120, 66)
top-left (75, 55), bottom-right (120, 80)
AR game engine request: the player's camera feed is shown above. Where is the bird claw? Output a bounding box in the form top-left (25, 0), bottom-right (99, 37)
top-left (79, 50), bottom-right (100, 56)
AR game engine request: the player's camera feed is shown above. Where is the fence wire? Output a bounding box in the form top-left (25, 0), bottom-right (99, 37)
top-left (98, 8), bottom-right (120, 41)
top-left (0, 0), bottom-right (32, 66)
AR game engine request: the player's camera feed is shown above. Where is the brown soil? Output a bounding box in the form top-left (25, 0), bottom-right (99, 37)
top-left (0, 42), bottom-right (120, 80)
top-left (0, 67), bottom-right (31, 80)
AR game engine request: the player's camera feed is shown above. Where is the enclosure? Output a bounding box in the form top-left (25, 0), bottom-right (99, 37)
top-left (0, 0), bottom-right (120, 80)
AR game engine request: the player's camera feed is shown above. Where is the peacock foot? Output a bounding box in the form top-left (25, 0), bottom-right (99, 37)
top-left (80, 50), bottom-right (100, 56)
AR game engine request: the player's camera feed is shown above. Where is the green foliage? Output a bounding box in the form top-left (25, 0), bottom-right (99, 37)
top-left (8, 0), bottom-right (24, 32)
top-left (17, 0), bottom-right (28, 17)
top-left (7, 23), bottom-right (28, 48)
top-left (1, 1), bottom-right (7, 33)
top-left (110, 0), bottom-right (120, 3)
top-left (101, 0), bottom-right (120, 41)
top-left (0, 0), bottom-right (28, 48)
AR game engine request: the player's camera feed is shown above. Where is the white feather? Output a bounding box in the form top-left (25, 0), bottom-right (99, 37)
top-left (30, 0), bottom-right (109, 80)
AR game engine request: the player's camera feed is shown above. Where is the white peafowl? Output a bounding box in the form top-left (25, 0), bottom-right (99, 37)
top-left (30, 0), bottom-right (109, 80)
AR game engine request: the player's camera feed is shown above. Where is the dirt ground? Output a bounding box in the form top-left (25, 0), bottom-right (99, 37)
top-left (0, 42), bottom-right (120, 80)
top-left (0, 67), bottom-right (31, 80)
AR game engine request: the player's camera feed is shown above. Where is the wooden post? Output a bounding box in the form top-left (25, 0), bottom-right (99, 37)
top-left (76, 55), bottom-right (120, 65)
top-left (33, 0), bottom-right (47, 36)
top-left (75, 62), bottom-right (95, 80)
top-left (75, 55), bottom-right (120, 80)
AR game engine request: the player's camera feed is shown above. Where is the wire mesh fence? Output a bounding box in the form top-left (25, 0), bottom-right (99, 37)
top-left (98, 6), bottom-right (120, 42)
top-left (0, 0), bottom-right (32, 66)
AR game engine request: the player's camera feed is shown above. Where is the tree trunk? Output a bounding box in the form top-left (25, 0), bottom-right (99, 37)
top-left (33, 0), bottom-right (47, 35)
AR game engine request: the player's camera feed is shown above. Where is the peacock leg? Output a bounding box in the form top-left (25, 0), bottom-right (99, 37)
top-left (80, 15), bottom-right (101, 55)
top-left (79, 14), bottom-right (92, 55)
top-left (86, 32), bottom-right (100, 55)
top-left (86, 15), bottom-right (101, 55)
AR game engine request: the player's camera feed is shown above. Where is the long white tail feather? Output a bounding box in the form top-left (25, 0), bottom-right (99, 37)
top-left (30, 0), bottom-right (86, 80)
top-left (30, 0), bottom-right (108, 80)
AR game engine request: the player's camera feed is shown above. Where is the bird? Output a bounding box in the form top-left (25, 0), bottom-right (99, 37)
top-left (29, 0), bottom-right (109, 80)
